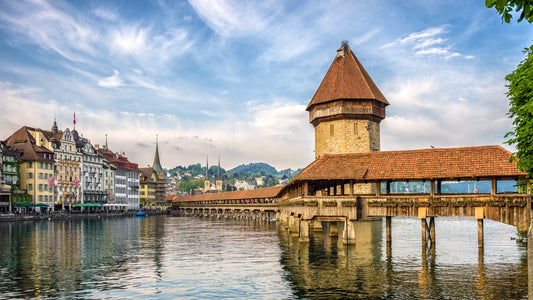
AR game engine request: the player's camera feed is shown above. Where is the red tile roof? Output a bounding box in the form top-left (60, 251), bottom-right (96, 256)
top-left (171, 185), bottom-right (284, 203)
top-left (4, 126), bottom-right (54, 162)
top-left (97, 148), bottom-right (139, 171)
top-left (291, 145), bottom-right (524, 182)
top-left (306, 43), bottom-right (389, 111)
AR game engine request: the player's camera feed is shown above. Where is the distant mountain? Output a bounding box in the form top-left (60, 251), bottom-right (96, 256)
top-left (228, 162), bottom-right (278, 176)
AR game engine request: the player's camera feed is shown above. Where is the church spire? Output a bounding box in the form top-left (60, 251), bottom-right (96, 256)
top-left (51, 118), bottom-right (58, 133)
top-left (205, 155), bottom-right (209, 181)
top-left (153, 134), bottom-right (164, 172)
top-left (217, 154), bottom-right (221, 180)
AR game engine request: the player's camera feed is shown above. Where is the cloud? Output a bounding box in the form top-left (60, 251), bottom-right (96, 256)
top-left (248, 101), bottom-right (307, 137)
top-left (0, 0), bottom-right (99, 63)
top-left (98, 70), bottom-right (124, 87)
top-left (137, 143), bottom-right (150, 148)
top-left (381, 25), bottom-right (470, 60)
top-left (188, 0), bottom-right (276, 37)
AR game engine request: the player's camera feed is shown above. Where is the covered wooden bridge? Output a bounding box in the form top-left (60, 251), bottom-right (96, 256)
top-left (170, 145), bottom-right (530, 246)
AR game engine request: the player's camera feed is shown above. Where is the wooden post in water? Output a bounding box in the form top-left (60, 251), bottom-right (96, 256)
top-left (475, 207), bottom-right (484, 248)
top-left (421, 218), bottom-right (427, 245)
top-left (386, 216), bottom-right (392, 244)
top-left (429, 217), bottom-right (435, 244)
top-left (418, 207), bottom-right (428, 246)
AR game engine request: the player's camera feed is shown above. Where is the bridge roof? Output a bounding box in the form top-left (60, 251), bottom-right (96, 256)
top-left (170, 185), bottom-right (284, 203)
top-left (292, 145), bottom-right (525, 182)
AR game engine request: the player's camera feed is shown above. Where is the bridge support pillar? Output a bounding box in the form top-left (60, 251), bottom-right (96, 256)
top-left (288, 214), bottom-right (296, 233)
top-left (343, 220), bottom-right (356, 245)
top-left (328, 222), bottom-right (339, 237)
top-left (477, 219), bottom-right (484, 248)
top-left (299, 220), bottom-right (310, 243)
top-left (386, 216), bottom-right (392, 244)
top-left (291, 216), bottom-right (301, 238)
top-left (475, 207), bottom-right (484, 248)
top-left (275, 211), bottom-right (281, 222)
top-left (311, 220), bottom-right (323, 232)
top-left (429, 217), bottom-right (435, 244)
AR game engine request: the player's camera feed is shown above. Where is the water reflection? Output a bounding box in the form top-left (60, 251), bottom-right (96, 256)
top-left (0, 216), bottom-right (528, 299)
top-left (278, 217), bottom-right (528, 299)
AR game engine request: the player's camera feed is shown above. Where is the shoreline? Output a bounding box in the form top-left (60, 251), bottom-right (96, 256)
top-left (0, 210), bottom-right (169, 222)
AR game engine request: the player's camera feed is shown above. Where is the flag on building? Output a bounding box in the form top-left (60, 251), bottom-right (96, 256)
top-left (48, 175), bottom-right (55, 187)
top-left (75, 178), bottom-right (79, 187)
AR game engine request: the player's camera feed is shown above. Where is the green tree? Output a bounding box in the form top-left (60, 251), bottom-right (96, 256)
top-left (505, 45), bottom-right (533, 176)
top-left (486, 0), bottom-right (533, 23)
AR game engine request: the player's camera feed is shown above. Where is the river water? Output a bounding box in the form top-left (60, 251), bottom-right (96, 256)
top-left (0, 215), bottom-right (527, 299)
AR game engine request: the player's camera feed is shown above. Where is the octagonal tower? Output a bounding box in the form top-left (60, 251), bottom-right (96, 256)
top-left (307, 42), bottom-right (389, 158)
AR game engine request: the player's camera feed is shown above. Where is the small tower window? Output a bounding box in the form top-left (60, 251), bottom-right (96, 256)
top-left (330, 124), bottom-right (334, 136)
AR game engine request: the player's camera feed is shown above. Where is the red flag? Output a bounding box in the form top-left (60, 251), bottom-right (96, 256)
top-left (73, 112), bottom-right (76, 126)
top-left (48, 175), bottom-right (55, 187)
top-left (75, 178), bottom-right (79, 187)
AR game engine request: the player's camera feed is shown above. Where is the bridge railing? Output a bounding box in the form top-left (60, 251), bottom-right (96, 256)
top-left (279, 194), bottom-right (529, 207)
top-left (360, 193), bottom-right (529, 207)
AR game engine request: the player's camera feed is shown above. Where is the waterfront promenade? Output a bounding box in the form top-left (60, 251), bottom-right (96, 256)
top-left (0, 210), bottom-right (168, 222)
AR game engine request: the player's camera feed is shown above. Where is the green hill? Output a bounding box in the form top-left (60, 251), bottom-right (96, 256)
top-left (228, 162), bottom-right (278, 176)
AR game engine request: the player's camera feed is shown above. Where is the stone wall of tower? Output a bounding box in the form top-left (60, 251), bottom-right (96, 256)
top-left (314, 119), bottom-right (381, 159)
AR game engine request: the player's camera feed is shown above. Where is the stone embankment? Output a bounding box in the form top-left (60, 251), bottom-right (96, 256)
top-left (0, 210), bottom-right (169, 222)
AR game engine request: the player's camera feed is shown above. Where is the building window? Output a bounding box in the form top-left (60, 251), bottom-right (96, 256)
top-left (27, 184), bottom-right (33, 191)
top-left (330, 124), bottom-right (334, 136)
top-left (27, 162), bottom-right (33, 168)
top-left (27, 172), bottom-right (33, 179)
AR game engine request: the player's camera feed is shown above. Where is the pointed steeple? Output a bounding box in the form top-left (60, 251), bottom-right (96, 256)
top-left (205, 155), bottom-right (209, 180)
top-left (51, 118), bottom-right (58, 133)
top-left (217, 155), bottom-right (221, 180)
top-left (153, 134), bottom-right (164, 172)
top-left (105, 134), bottom-right (108, 149)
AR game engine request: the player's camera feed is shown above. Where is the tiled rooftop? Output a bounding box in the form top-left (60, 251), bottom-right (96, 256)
top-left (306, 43), bottom-right (389, 111)
top-left (293, 145), bottom-right (525, 182)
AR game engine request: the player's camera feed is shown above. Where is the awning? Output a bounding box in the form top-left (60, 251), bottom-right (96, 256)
top-left (14, 203), bottom-right (50, 208)
top-left (73, 203), bottom-right (104, 208)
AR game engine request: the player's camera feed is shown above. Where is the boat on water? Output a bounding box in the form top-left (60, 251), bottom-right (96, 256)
top-left (135, 211), bottom-right (146, 217)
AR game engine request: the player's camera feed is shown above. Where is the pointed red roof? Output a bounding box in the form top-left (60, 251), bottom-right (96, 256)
top-left (306, 42), bottom-right (389, 111)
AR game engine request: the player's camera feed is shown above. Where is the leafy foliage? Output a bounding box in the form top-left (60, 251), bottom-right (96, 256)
top-left (486, 0), bottom-right (533, 23)
top-left (505, 45), bottom-right (533, 176)
top-left (228, 162), bottom-right (278, 176)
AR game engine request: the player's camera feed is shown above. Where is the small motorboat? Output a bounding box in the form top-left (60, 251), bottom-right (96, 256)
top-left (135, 211), bottom-right (146, 217)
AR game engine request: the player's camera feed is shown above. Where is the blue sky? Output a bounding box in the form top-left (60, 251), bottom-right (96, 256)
top-left (0, 0), bottom-right (531, 170)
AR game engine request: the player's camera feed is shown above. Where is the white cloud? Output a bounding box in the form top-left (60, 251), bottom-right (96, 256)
top-left (381, 25), bottom-right (470, 60)
top-left (248, 101), bottom-right (307, 137)
top-left (188, 0), bottom-right (276, 37)
top-left (98, 69), bottom-right (124, 87)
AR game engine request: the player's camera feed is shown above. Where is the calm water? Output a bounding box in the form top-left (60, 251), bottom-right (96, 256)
top-left (0, 215), bottom-right (528, 299)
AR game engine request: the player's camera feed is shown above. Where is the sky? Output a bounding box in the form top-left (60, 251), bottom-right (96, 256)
top-left (0, 0), bottom-right (531, 171)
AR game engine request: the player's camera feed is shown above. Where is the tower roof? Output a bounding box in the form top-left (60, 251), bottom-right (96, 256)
top-left (153, 135), bottom-right (164, 172)
top-left (306, 42), bottom-right (389, 111)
